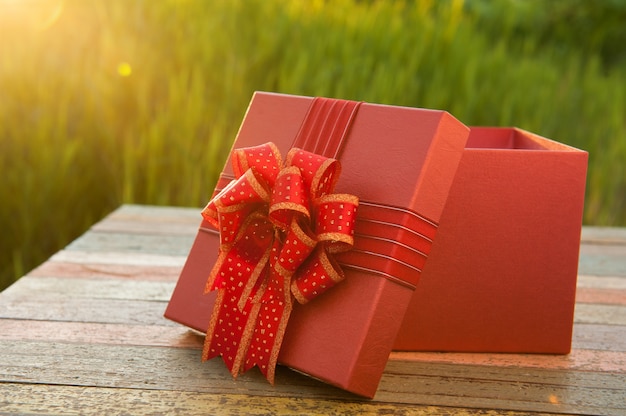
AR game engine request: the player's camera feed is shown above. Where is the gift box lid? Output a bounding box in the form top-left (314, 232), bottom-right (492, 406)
top-left (165, 92), bottom-right (469, 397)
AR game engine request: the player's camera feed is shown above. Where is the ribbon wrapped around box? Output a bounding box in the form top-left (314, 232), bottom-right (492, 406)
top-left (164, 91), bottom-right (468, 397)
top-left (394, 127), bottom-right (588, 353)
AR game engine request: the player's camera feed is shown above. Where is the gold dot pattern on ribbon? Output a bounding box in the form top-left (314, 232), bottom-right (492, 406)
top-left (249, 304), bottom-right (278, 369)
top-left (316, 202), bottom-right (356, 235)
top-left (300, 261), bottom-right (328, 298)
top-left (219, 211), bottom-right (244, 244)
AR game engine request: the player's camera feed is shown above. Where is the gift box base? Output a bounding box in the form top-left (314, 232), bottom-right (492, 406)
top-left (394, 127), bottom-right (588, 354)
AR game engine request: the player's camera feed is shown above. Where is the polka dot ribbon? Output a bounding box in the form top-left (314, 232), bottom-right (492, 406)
top-left (200, 142), bottom-right (358, 383)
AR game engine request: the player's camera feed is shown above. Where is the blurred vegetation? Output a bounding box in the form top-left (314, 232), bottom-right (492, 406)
top-left (1, 0), bottom-right (625, 290)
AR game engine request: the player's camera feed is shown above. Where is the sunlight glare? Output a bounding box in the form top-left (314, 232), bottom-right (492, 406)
top-left (0, 0), bottom-right (65, 32)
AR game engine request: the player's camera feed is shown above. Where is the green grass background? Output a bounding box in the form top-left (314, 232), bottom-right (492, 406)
top-left (1, 0), bottom-right (625, 290)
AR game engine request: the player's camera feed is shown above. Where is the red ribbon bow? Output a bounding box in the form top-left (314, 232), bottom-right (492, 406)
top-left (201, 142), bottom-right (358, 383)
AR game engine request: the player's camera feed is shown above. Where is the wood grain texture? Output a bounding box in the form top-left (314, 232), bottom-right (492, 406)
top-left (48, 249), bottom-right (187, 268)
top-left (0, 383), bottom-right (552, 416)
top-left (0, 295), bottom-right (174, 326)
top-left (1, 340), bottom-right (623, 415)
top-left (1, 318), bottom-right (623, 371)
top-left (576, 287), bottom-right (626, 305)
top-left (0, 319), bottom-right (203, 349)
top-left (1, 205), bottom-right (625, 415)
top-left (581, 226), bottom-right (626, 244)
top-left (2, 273), bottom-right (623, 338)
top-left (28, 261), bottom-right (183, 281)
top-left (65, 231), bottom-right (196, 257)
top-left (578, 243), bottom-right (626, 276)
top-left (2, 276), bottom-right (175, 301)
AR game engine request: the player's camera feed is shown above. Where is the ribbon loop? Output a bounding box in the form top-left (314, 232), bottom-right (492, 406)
top-left (201, 142), bottom-right (358, 383)
top-left (315, 194), bottom-right (359, 253)
top-left (291, 247), bottom-right (345, 304)
top-left (232, 142), bottom-right (282, 186)
top-left (276, 220), bottom-right (317, 274)
top-left (286, 147), bottom-right (341, 199)
top-left (269, 166), bottom-right (309, 230)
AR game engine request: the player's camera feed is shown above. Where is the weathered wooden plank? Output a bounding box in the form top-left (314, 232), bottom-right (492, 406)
top-left (576, 275), bottom-right (626, 306)
top-left (3, 290), bottom-right (623, 330)
top-left (27, 265), bottom-right (626, 308)
top-left (48, 250), bottom-right (187, 267)
top-left (383, 358), bottom-right (626, 391)
top-left (2, 319), bottom-right (624, 373)
top-left (2, 276), bottom-right (175, 302)
top-left (578, 243), bottom-right (626, 277)
top-left (573, 303), bottom-right (626, 326)
top-left (576, 287), bottom-right (626, 305)
top-left (1, 273), bottom-right (624, 341)
top-left (91, 205), bottom-right (201, 235)
top-left (581, 226), bottom-right (626, 244)
top-left (578, 274), bottom-right (626, 289)
top-left (1, 292), bottom-right (623, 335)
top-left (0, 383), bottom-right (548, 416)
top-left (14, 276), bottom-right (626, 326)
top-left (28, 261), bottom-right (182, 282)
top-left (0, 295), bottom-right (175, 326)
top-left (379, 361), bottom-right (625, 416)
top-left (389, 348), bottom-right (626, 373)
top-left (0, 340), bottom-right (354, 400)
top-left (108, 204), bottom-right (200, 220)
top-left (0, 276), bottom-right (177, 325)
top-left (91, 218), bottom-right (200, 236)
top-left (571, 323), bottom-right (626, 351)
top-left (65, 232), bottom-right (195, 257)
top-left (0, 340), bottom-right (622, 415)
top-left (0, 319), bottom-right (203, 349)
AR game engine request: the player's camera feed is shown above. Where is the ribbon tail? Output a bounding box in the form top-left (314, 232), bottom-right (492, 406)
top-left (243, 247), bottom-right (295, 384)
top-left (243, 297), bottom-right (293, 384)
top-left (202, 289), bottom-right (258, 377)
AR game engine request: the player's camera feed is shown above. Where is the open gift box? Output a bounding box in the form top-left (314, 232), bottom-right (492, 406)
top-left (164, 91), bottom-right (469, 397)
top-left (394, 127), bottom-right (588, 354)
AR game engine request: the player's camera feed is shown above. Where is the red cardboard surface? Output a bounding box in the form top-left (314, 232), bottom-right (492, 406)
top-left (165, 92), bottom-right (468, 397)
top-left (394, 127), bottom-right (588, 353)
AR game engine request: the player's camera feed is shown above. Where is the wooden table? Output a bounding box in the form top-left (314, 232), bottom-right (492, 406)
top-left (1, 204), bottom-right (625, 415)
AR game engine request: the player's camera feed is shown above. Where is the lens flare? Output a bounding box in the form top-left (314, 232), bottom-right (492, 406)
top-left (117, 62), bottom-right (132, 77)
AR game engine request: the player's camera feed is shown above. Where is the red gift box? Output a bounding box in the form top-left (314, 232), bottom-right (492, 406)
top-left (164, 91), bottom-right (468, 397)
top-left (394, 127), bottom-right (588, 354)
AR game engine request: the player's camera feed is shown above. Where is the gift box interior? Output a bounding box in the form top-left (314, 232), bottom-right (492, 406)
top-left (164, 92), bottom-right (469, 397)
top-left (394, 127), bottom-right (588, 354)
